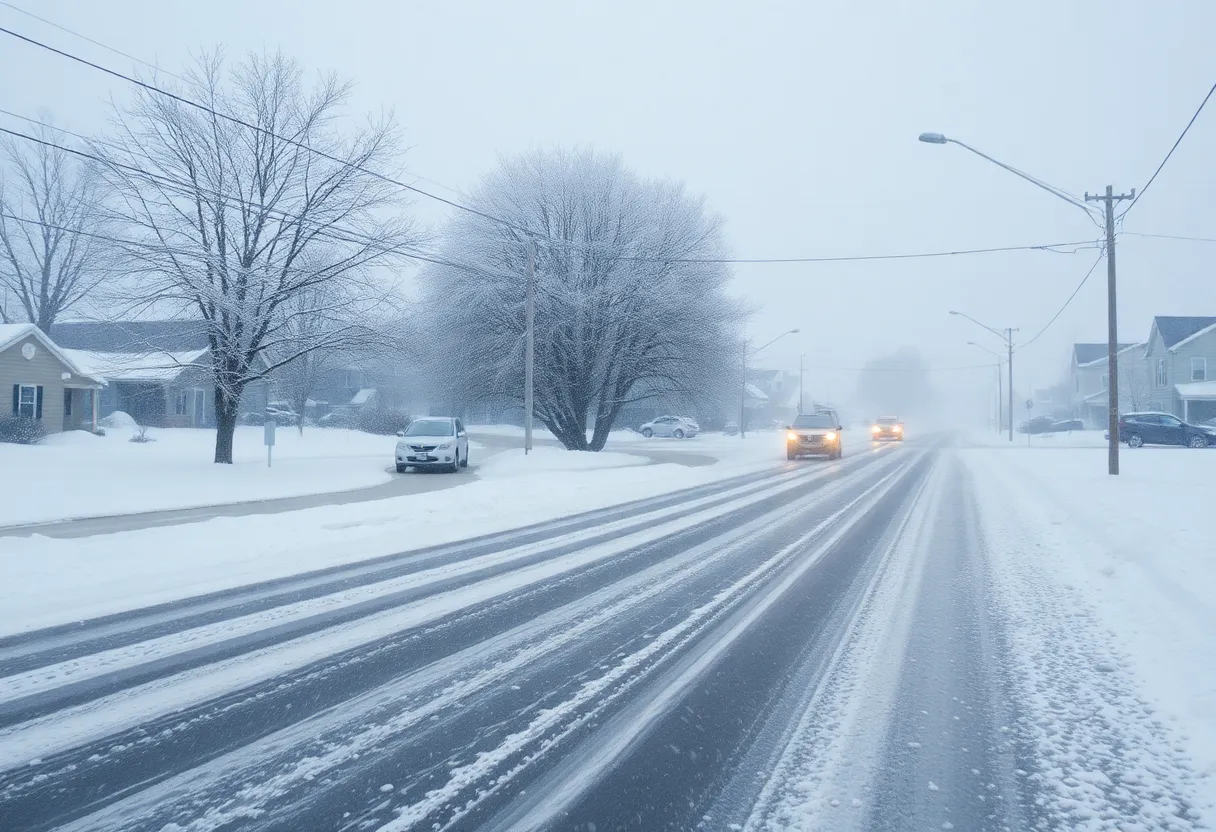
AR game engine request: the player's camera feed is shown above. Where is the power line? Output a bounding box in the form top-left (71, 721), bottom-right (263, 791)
top-left (0, 114), bottom-right (1102, 268)
top-left (0, 23), bottom-right (535, 237)
top-left (1019, 248), bottom-right (1107, 349)
top-left (1120, 77), bottom-right (1216, 219)
top-left (1123, 231), bottom-right (1216, 244)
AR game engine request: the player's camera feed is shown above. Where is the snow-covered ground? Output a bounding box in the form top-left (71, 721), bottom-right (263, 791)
top-left (0, 426), bottom-right (398, 527)
top-left (959, 437), bottom-right (1216, 821)
top-left (0, 430), bottom-right (792, 634)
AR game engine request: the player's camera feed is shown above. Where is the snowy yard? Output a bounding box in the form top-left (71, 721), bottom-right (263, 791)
top-left (959, 438), bottom-right (1216, 819)
top-left (0, 426), bottom-right (399, 527)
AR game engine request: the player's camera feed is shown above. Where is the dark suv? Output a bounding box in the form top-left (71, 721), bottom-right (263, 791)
top-left (1118, 412), bottom-right (1216, 449)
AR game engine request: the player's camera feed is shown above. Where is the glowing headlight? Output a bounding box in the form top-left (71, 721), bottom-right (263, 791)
top-left (894, 425), bottom-right (903, 433)
top-left (871, 425), bottom-right (881, 433)
top-left (787, 431), bottom-right (799, 442)
top-left (825, 432), bottom-right (837, 441)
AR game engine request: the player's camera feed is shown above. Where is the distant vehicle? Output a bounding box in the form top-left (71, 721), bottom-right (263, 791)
top-left (786, 411), bottom-right (843, 460)
top-left (722, 421), bottom-right (739, 436)
top-left (870, 416), bottom-right (904, 441)
top-left (395, 417), bottom-right (469, 472)
top-left (640, 415), bottom-right (698, 439)
top-left (264, 405), bottom-right (298, 422)
top-left (1050, 418), bottom-right (1084, 433)
top-left (1118, 412), bottom-right (1216, 449)
top-left (1017, 415), bottom-right (1057, 435)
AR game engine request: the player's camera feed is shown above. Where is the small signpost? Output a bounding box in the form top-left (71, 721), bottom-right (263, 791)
top-left (264, 418), bottom-right (276, 468)
top-left (1025, 399), bottom-right (1034, 410)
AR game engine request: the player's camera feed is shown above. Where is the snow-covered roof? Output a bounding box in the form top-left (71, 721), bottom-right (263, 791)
top-left (1168, 320), bottom-right (1216, 354)
top-left (0, 323), bottom-right (107, 386)
top-left (349, 388), bottom-right (377, 405)
top-left (1074, 342), bottom-right (1141, 367)
top-left (1174, 381), bottom-right (1216, 400)
top-left (62, 348), bottom-right (208, 383)
top-left (743, 383), bottom-right (769, 401)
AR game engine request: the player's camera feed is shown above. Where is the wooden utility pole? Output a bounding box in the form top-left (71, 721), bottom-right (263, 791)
top-left (524, 239), bottom-right (535, 455)
top-left (1085, 185), bottom-right (1134, 476)
top-left (1006, 328), bottom-right (1014, 443)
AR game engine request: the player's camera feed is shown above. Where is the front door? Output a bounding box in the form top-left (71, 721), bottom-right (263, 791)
top-left (192, 389), bottom-right (206, 428)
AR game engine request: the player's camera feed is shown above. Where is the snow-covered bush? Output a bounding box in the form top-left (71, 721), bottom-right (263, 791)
top-left (0, 416), bottom-right (45, 445)
top-left (129, 424), bottom-right (155, 443)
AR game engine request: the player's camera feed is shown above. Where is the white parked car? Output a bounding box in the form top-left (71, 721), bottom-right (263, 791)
top-left (395, 417), bottom-right (469, 473)
top-left (640, 415), bottom-right (698, 439)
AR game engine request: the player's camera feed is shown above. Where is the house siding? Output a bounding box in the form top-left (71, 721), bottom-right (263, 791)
top-left (1168, 329), bottom-right (1216, 421)
top-left (1144, 332), bottom-right (1174, 413)
top-left (1, 334), bottom-right (71, 432)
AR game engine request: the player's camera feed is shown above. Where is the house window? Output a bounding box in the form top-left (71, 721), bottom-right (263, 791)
top-left (175, 391), bottom-right (188, 415)
top-left (1075, 376), bottom-right (1080, 393)
top-left (16, 385), bottom-right (37, 419)
top-left (1101, 373), bottom-right (1109, 391)
top-left (1155, 359), bottom-right (1167, 387)
top-left (64, 389), bottom-right (73, 417)
top-left (1192, 357), bottom-right (1207, 382)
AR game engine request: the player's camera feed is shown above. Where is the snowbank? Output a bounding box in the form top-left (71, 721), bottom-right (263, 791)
top-left (0, 427), bottom-right (396, 526)
top-left (475, 447), bottom-right (642, 478)
top-left (0, 434), bottom-right (789, 633)
top-left (959, 442), bottom-right (1216, 822)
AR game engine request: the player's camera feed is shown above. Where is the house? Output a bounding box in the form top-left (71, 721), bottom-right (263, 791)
top-left (1, 323), bottom-right (106, 434)
top-left (1069, 342), bottom-right (1142, 427)
top-left (52, 320), bottom-right (270, 428)
top-left (1142, 316), bottom-right (1216, 423)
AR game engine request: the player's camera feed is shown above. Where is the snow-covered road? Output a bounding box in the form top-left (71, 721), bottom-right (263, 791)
top-left (0, 437), bottom-right (1207, 831)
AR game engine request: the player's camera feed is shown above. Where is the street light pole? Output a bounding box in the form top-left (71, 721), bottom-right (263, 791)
top-left (953, 311), bottom-right (1016, 441)
top-left (966, 341), bottom-right (1003, 434)
top-left (524, 239), bottom-right (535, 455)
top-left (799, 354), bottom-right (805, 415)
top-left (921, 132), bottom-right (1128, 474)
top-left (740, 328), bottom-right (800, 439)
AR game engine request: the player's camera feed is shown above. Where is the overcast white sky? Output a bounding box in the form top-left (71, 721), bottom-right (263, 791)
top-left (3, 1), bottom-right (1215, 416)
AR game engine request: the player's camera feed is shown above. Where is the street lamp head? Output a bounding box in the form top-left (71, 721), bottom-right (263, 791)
top-left (918, 132), bottom-right (948, 144)
top-left (948, 310), bottom-right (960, 316)
top-left (789, 328), bottom-right (801, 334)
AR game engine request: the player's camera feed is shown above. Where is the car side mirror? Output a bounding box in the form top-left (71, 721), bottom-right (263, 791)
top-left (784, 425), bottom-right (792, 431)
top-left (837, 425), bottom-right (843, 431)
top-left (396, 430), bottom-right (405, 438)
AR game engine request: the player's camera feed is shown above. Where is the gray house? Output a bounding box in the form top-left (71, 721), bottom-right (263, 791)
top-left (1, 323), bottom-right (106, 434)
top-left (1069, 342), bottom-right (1143, 427)
top-left (1141, 316), bottom-right (1216, 423)
top-left (52, 320), bottom-right (270, 428)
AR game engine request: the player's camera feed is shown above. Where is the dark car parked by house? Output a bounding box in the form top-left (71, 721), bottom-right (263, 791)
top-left (1118, 412), bottom-right (1216, 449)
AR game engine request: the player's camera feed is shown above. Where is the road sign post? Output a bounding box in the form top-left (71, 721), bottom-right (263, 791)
top-left (264, 418), bottom-right (276, 468)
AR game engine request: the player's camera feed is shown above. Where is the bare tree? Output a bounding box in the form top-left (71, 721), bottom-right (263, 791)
top-left (271, 281), bottom-right (391, 434)
top-left (416, 149), bottom-right (742, 451)
top-left (1120, 354), bottom-right (1151, 413)
top-left (95, 50), bottom-right (416, 463)
top-left (0, 119), bottom-right (112, 332)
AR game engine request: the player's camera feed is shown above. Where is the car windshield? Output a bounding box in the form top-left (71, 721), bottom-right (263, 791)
top-left (793, 414), bottom-right (836, 429)
top-left (876, 418), bottom-right (898, 425)
top-left (404, 420), bottom-right (454, 437)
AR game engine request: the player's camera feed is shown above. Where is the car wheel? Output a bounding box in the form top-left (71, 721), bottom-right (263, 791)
top-left (642, 428), bottom-right (653, 438)
top-left (1189, 434), bottom-right (1208, 449)
top-left (1126, 433), bottom-right (1144, 448)
top-left (396, 464), bottom-right (406, 473)
top-left (673, 428), bottom-right (685, 439)
top-left (461, 452), bottom-right (469, 468)
top-left (450, 451), bottom-right (461, 473)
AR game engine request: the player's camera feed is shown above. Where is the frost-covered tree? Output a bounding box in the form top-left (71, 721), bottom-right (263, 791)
top-left (416, 149), bottom-right (742, 450)
top-left (0, 119), bottom-right (113, 333)
top-left (96, 50), bottom-right (415, 463)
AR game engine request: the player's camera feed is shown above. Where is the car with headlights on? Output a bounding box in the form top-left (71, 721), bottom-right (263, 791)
top-left (395, 417), bottom-right (469, 472)
top-left (786, 411), bottom-right (843, 460)
top-left (870, 416), bottom-right (904, 441)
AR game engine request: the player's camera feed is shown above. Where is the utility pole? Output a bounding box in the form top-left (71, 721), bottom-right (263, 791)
top-left (1085, 185), bottom-right (1134, 476)
top-left (798, 354), bottom-right (805, 415)
top-left (995, 361), bottom-right (1003, 434)
top-left (1006, 328), bottom-right (1014, 443)
top-left (524, 238), bottom-right (535, 455)
top-left (739, 338), bottom-right (748, 439)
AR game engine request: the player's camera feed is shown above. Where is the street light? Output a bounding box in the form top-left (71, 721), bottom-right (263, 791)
top-left (950, 311), bottom-right (1016, 442)
top-left (922, 132), bottom-right (1126, 475)
top-left (741, 328), bottom-right (799, 439)
top-left (966, 341), bottom-right (1004, 434)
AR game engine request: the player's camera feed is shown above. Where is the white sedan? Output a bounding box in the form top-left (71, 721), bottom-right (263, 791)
top-left (640, 416), bottom-right (698, 439)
